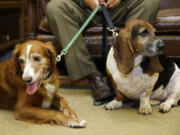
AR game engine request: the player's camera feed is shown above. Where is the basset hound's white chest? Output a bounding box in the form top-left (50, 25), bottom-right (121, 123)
top-left (106, 47), bottom-right (159, 100)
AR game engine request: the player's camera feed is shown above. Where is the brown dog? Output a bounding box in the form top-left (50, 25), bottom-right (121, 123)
top-left (0, 40), bottom-right (86, 127)
top-left (105, 19), bottom-right (180, 114)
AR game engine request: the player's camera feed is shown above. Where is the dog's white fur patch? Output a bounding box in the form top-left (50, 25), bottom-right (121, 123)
top-left (68, 119), bottom-right (87, 128)
top-left (105, 99), bottom-right (122, 110)
top-left (41, 100), bottom-right (52, 109)
top-left (41, 84), bottom-right (56, 108)
top-left (23, 44), bottom-right (34, 80)
top-left (139, 92), bottom-right (152, 114)
top-left (45, 84), bottom-right (56, 97)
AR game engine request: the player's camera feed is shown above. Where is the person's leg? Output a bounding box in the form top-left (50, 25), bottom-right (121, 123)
top-left (46, 0), bottom-right (97, 81)
top-left (46, 0), bottom-right (113, 101)
top-left (110, 0), bottom-right (159, 26)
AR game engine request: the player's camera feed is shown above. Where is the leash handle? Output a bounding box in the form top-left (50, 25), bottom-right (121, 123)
top-left (101, 4), bottom-right (114, 29)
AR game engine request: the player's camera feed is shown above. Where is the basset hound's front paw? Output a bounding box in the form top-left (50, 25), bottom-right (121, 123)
top-left (139, 104), bottom-right (152, 115)
top-left (105, 100), bottom-right (122, 110)
top-left (159, 102), bottom-right (171, 113)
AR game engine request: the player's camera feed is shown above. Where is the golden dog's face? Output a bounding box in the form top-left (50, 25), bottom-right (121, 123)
top-left (12, 40), bottom-right (56, 95)
top-left (114, 19), bottom-right (164, 74)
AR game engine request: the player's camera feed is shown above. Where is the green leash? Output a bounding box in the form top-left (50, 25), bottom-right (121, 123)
top-left (56, 4), bottom-right (101, 62)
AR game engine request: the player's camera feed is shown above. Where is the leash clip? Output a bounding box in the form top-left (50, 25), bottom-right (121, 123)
top-left (107, 27), bottom-right (118, 38)
top-left (56, 50), bottom-right (67, 62)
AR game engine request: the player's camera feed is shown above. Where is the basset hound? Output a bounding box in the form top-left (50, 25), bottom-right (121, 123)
top-left (105, 19), bottom-right (180, 115)
top-left (0, 40), bottom-right (86, 127)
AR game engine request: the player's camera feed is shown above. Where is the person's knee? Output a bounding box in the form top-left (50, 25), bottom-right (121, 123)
top-left (142, 0), bottom-right (159, 13)
top-left (46, 0), bottom-right (68, 17)
top-left (46, 0), bottom-right (57, 17)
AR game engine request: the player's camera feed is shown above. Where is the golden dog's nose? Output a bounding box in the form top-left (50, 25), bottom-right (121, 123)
top-left (23, 77), bottom-right (32, 84)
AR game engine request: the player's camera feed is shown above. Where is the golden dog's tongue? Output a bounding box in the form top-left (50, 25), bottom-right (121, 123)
top-left (26, 70), bottom-right (44, 95)
top-left (26, 82), bottom-right (38, 95)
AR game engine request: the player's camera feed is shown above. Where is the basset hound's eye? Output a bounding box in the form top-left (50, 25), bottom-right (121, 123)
top-left (33, 55), bottom-right (41, 62)
top-left (139, 29), bottom-right (149, 37)
top-left (19, 58), bottom-right (25, 64)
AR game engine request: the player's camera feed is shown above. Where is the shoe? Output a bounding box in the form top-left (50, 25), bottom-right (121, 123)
top-left (88, 72), bottom-right (114, 101)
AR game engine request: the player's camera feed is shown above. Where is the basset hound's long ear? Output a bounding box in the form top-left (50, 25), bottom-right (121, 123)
top-left (149, 56), bottom-right (164, 72)
top-left (12, 43), bottom-right (21, 75)
top-left (113, 29), bottom-right (135, 74)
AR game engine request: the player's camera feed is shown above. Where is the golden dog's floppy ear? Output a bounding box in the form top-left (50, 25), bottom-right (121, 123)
top-left (45, 41), bottom-right (56, 55)
top-left (45, 41), bottom-right (56, 62)
top-left (45, 42), bottom-right (56, 74)
top-left (149, 56), bottom-right (164, 72)
top-left (113, 29), bottom-right (135, 74)
top-left (12, 43), bottom-right (21, 75)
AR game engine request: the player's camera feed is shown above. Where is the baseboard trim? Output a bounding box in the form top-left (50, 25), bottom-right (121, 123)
top-left (59, 75), bottom-right (90, 87)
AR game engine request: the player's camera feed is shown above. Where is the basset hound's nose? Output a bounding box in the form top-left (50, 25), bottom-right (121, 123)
top-left (23, 76), bottom-right (32, 84)
top-left (157, 39), bottom-right (165, 51)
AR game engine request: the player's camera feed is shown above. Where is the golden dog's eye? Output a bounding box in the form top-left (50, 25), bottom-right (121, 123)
top-left (139, 29), bottom-right (149, 37)
top-left (33, 56), bottom-right (41, 62)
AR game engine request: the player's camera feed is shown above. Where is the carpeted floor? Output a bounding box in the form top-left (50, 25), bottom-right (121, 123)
top-left (0, 88), bottom-right (180, 135)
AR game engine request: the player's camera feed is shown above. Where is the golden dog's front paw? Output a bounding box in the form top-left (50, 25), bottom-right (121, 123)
top-left (67, 119), bottom-right (87, 128)
top-left (159, 102), bottom-right (171, 113)
top-left (139, 104), bottom-right (152, 115)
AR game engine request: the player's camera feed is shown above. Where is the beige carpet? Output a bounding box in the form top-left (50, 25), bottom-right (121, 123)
top-left (0, 88), bottom-right (180, 135)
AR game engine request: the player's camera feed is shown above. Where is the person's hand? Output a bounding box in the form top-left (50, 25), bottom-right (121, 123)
top-left (107, 0), bottom-right (121, 9)
top-left (99, 0), bottom-right (107, 7)
top-left (83, 0), bottom-right (107, 10)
